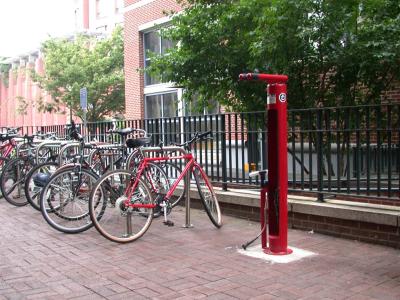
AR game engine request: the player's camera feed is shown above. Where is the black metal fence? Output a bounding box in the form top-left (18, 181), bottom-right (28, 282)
top-left (4, 103), bottom-right (399, 201)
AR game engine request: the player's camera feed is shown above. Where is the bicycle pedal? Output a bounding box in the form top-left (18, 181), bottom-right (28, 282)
top-left (163, 220), bottom-right (174, 227)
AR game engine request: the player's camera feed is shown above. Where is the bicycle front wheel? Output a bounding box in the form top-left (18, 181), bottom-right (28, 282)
top-left (40, 166), bottom-right (99, 234)
top-left (0, 157), bottom-right (35, 206)
top-left (193, 166), bottom-right (222, 228)
top-left (89, 169), bottom-right (154, 243)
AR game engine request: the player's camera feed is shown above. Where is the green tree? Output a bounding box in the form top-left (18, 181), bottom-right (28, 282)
top-left (148, 0), bottom-right (400, 111)
top-left (32, 26), bottom-right (125, 122)
top-left (0, 57), bottom-right (11, 87)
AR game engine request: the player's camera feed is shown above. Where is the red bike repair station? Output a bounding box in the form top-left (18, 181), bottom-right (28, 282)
top-left (239, 73), bottom-right (292, 255)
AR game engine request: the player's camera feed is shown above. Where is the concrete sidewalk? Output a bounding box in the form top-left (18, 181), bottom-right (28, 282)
top-left (0, 200), bottom-right (399, 299)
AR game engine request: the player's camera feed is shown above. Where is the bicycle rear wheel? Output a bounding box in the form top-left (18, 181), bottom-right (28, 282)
top-left (24, 161), bottom-right (59, 211)
top-left (40, 166), bottom-right (99, 234)
top-left (193, 166), bottom-right (222, 228)
top-left (0, 157), bottom-right (35, 206)
top-left (89, 169), bottom-right (154, 243)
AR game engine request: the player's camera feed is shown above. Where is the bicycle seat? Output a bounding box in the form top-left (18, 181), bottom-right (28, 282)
top-left (126, 137), bottom-right (151, 148)
top-left (109, 127), bottom-right (135, 136)
top-left (33, 173), bottom-right (51, 187)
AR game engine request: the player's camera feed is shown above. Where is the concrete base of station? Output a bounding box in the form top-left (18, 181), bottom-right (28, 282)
top-left (238, 245), bottom-right (316, 264)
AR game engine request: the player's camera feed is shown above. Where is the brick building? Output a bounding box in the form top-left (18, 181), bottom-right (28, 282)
top-left (0, 54), bottom-right (68, 128)
top-left (0, 0), bottom-right (124, 128)
top-left (123, 0), bottom-right (184, 120)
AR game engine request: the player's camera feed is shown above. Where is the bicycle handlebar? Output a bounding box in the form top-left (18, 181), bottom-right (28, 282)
top-left (239, 73), bottom-right (288, 84)
top-left (172, 130), bottom-right (212, 148)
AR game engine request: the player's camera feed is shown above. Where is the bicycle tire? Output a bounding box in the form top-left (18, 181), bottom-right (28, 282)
top-left (0, 157), bottom-right (35, 206)
top-left (24, 161), bottom-right (59, 211)
top-left (193, 166), bottom-right (222, 228)
top-left (0, 157), bottom-right (9, 198)
top-left (89, 169), bottom-right (154, 243)
top-left (40, 166), bottom-right (99, 234)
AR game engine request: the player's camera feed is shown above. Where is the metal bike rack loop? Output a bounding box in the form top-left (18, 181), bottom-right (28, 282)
top-left (35, 140), bottom-right (68, 164)
top-left (87, 143), bottom-right (118, 167)
top-left (141, 146), bottom-right (192, 228)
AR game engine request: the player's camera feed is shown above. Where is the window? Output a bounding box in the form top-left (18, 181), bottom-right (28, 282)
top-left (96, 0), bottom-right (107, 18)
top-left (143, 30), bottom-right (176, 86)
top-left (185, 95), bottom-right (220, 116)
top-left (115, 0), bottom-right (124, 13)
top-left (145, 92), bottom-right (178, 119)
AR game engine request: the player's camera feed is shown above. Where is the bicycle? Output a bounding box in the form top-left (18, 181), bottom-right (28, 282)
top-left (38, 123), bottom-right (170, 234)
top-left (0, 127), bottom-right (20, 164)
top-left (88, 130), bottom-right (222, 243)
top-left (25, 126), bottom-right (147, 212)
top-left (0, 135), bottom-right (40, 206)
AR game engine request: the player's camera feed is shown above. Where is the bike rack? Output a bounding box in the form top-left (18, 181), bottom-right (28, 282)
top-left (35, 140), bottom-right (67, 164)
top-left (15, 138), bottom-right (51, 159)
top-left (140, 146), bottom-right (192, 228)
top-left (58, 142), bottom-right (86, 166)
top-left (87, 143), bottom-right (122, 169)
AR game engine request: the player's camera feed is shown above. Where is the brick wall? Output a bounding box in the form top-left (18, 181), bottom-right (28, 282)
top-left (0, 58), bottom-right (68, 128)
top-left (385, 84), bottom-right (400, 103)
top-left (123, 0), bottom-right (183, 119)
top-left (214, 201), bottom-right (400, 249)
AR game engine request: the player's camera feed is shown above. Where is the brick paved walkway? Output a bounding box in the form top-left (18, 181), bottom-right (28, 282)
top-left (0, 200), bottom-right (399, 300)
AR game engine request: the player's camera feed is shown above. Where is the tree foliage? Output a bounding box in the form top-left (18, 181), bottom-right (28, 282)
top-left (0, 57), bottom-right (11, 87)
top-left (32, 26), bottom-right (125, 121)
top-left (148, 0), bottom-right (400, 111)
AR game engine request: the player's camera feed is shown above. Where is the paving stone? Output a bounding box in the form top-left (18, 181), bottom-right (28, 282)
top-left (0, 200), bottom-right (399, 299)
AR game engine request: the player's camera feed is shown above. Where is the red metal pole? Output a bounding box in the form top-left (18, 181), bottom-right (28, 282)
top-left (239, 73), bottom-right (292, 255)
top-left (260, 185), bottom-right (267, 249)
top-left (265, 83), bottom-right (292, 255)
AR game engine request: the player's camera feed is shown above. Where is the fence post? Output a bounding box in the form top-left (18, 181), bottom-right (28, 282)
top-left (221, 114), bottom-right (228, 191)
top-left (316, 109), bottom-right (324, 202)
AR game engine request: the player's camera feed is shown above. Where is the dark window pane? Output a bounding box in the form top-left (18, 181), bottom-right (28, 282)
top-left (161, 37), bottom-right (177, 54)
top-left (146, 95), bottom-right (162, 118)
top-left (163, 93), bottom-right (178, 117)
top-left (144, 60), bottom-right (161, 86)
top-left (206, 99), bottom-right (219, 114)
top-left (144, 31), bottom-right (160, 57)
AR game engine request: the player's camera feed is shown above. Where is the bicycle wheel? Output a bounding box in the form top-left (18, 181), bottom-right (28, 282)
top-left (89, 169), bottom-right (154, 243)
top-left (40, 166), bottom-right (99, 234)
top-left (193, 166), bottom-right (222, 228)
top-left (0, 157), bottom-right (9, 198)
top-left (0, 157), bottom-right (35, 206)
top-left (24, 161), bottom-right (59, 211)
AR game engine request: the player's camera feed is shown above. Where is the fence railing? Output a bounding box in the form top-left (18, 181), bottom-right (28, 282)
top-left (3, 103), bottom-right (399, 201)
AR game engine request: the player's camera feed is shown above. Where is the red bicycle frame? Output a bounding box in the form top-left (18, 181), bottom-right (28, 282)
top-left (123, 152), bottom-right (207, 209)
top-left (0, 139), bottom-right (17, 162)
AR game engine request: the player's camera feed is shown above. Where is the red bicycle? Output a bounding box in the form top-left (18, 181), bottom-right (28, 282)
top-left (88, 131), bottom-right (222, 243)
top-left (0, 128), bottom-right (20, 168)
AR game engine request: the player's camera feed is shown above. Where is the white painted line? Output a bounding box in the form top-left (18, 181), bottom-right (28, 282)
top-left (238, 245), bottom-right (316, 264)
